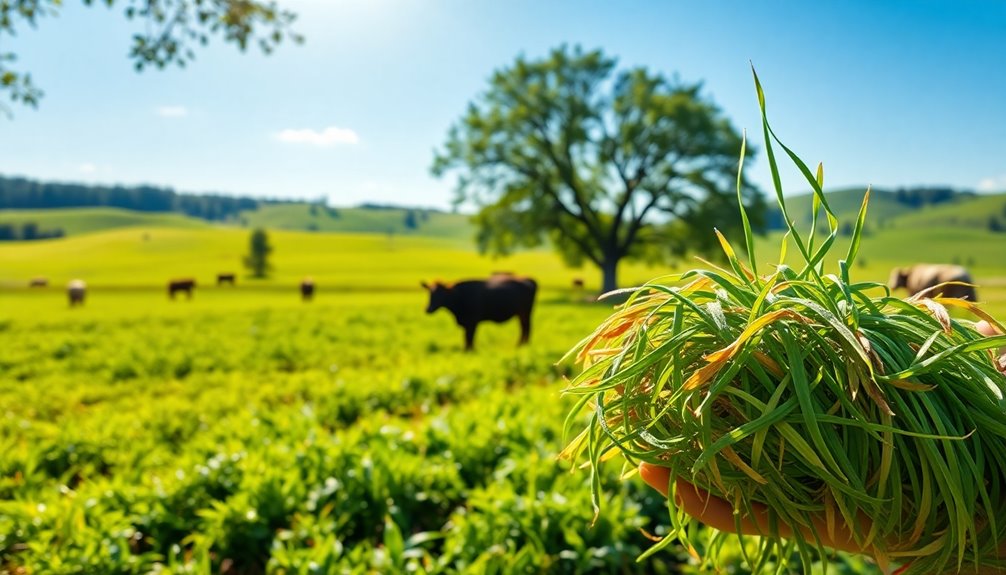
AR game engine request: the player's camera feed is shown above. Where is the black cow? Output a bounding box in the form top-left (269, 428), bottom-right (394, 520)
top-left (422, 275), bottom-right (537, 351)
top-left (168, 278), bottom-right (196, 299)
top-left (300, 278), bottom-right (315, 301)
top-left (217, 273), bottom-right (236, 286)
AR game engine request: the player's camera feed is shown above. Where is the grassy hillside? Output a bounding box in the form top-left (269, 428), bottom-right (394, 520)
top-left (0, 207), bottom-right (208, 236)
top-left (767, 188), bottom-right (1006, 232)
top-left (887, 193), bottom-right (1006, 230)
top-left (4, 219), bottom-right (1006, 316)
top-left (0, 226), bottom-right (625, 294)
top-left (239, 203), bottom-right (474, 240)
top-left (770, 188), bottom-right (912, 229)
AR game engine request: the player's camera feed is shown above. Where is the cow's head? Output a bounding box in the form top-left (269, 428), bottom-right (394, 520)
top-left (421, 281), bottom-right (450, 314)
top-left (888, 267), bottom-right (909, 290)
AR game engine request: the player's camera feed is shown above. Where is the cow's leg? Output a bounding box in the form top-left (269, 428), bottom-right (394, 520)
top-left (463, 324), bottom-right (477, 352)
top-left (518, 312), bottom-right (531, 345)
top-left (187, 288), bottom-right (193, 300)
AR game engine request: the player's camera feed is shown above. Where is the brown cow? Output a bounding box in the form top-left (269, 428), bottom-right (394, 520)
top-left (888, 264), bottom-right (977, 300)
top-left (300, 278), bottom-right (315, 301)
top-left (168, 278), bottom-right (196, 300)
top-left (422, 275), bottom-right (537, 351)
top-left (29, 277), bottom-right (48, 288)
top-left (67, 279), bottom-right (86, 307)
top-left (217, 273), bottom-right (236, 286)
top-left (572, 278), bottom-right (585, 289)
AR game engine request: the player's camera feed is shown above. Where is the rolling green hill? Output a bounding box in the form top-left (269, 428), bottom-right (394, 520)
top-left (769, 187), bottom-right (910, 229)
top-left (3, 217), bottom-right (1006, 313)
top-left (0, 226), bottom-right (610, 293)
top-left (0, 207), bottom-right (209, 236)
top-left (0, 204), bottom-right (477, 242)
top-left (887, 193), bottom-right (1006, 230)
top-left (765, 188), bottom-right (1006, 232)
top-left (238, 203), bottom-right (474, 240)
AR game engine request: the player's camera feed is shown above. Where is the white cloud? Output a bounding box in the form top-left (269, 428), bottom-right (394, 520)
top-left (156, 105), bottom-right (188, 118)
top-left (275, 125), bottom-right (359, 146)
top-left (978, 175), bottom-right (1006, 193)
top-left (78, 163), bottom-right (97, 174)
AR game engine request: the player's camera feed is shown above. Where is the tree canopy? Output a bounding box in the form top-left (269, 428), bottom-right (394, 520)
top-left (0, 0), bottom-right (300, 113)
top-left (433, 46), bottom-right (764, 292)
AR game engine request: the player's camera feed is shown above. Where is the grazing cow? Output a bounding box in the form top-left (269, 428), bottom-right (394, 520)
top-left (67, 279), bottom-right (86, 307)
top-left (422, 275), bottom-right (537, 351)
top-left (572, 278), bottom-right (585, 289)
top-left (217, 273), bottom-right (236, 286)
top-left (29, 277), bottom-right (48, 288)
top-left (168, 278), bottom-right (197, 300)
top-left (300, 278), bottom-right (315, 301)
top-left (889, 264), bottom-right (977, 301)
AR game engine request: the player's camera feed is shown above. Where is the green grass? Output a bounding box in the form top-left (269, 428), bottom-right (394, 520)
top-left (2, 206), bottom-right (1004, 573)
top-left (239, 203), bottom-right (474, 240)
top-left (0, 226), bottom-right (648, 293)
top-left (0, 207), bottom-right (208, 236)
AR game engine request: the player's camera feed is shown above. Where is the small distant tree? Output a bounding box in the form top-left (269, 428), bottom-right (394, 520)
top-left (403, 209), bottom-right (419, 230)
top-left (243, 228), bottom-right (273, 278)
top-left (991, 216), bottom-right (1006, 233)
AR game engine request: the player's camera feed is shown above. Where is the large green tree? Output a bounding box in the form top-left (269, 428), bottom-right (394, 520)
top-left (0, 0), bottom-right (300, 113)
top-left (433, 46), bottom-right (764, 293)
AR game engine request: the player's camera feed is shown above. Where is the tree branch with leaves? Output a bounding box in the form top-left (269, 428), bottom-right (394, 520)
top-left (0, 0), bottom-right (301, 115)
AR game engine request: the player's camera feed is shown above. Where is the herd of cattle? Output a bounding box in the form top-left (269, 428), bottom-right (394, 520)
top-left (23, 263), bottom-right (978, 351)
top-left (30, 273), bottom-right (319, 307)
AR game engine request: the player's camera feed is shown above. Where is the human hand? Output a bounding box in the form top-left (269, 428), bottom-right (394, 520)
top-left (639, 320), bottom-right (1005, 565)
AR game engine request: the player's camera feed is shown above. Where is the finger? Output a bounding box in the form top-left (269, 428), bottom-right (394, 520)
top-left (639, 462), bottom-right (670, 497)
top-left (976, 320), bottom-right (999, 337)
top-left (639, 463), bottom-right (768, 535)
top-left (638, 463), bottom-right (872, 555)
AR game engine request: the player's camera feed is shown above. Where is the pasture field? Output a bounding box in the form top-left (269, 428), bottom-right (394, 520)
top-left (238, 205), bottom-right (473, 241)
top-left (0, 287), bottom-right (882, 574)
top-left (2, 220), bottom-right (1004, 574)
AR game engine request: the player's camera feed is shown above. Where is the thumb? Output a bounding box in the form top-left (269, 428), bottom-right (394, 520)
top-left (639, 463), bottom-right (671, 497)
top-left (976, 320), bottom-right (999, 337)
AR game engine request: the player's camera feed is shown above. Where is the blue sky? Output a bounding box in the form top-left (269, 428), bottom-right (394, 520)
top-left (1, 0), bottom-right (1004, 209)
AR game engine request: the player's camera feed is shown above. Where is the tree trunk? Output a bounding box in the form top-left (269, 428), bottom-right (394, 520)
top-left (600, 258), bottom-right (619, 294)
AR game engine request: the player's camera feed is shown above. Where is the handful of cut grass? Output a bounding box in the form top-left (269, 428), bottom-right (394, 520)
top-left (561, 71), bottom-right (1006, 575)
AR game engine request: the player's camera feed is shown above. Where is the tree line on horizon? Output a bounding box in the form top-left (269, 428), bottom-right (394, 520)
top-left (0, 174), bottom-right (280, 221)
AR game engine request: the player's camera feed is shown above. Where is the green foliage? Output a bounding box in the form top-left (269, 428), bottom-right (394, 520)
top-left (563, 70), bottom-right (1006, 574)
top-left (0, 0), bottom-right (301, 113)
top-left (243, 228), bottom-right (274, 278)
top-left (4, 218), bottom-right (1006, 572)
top-left (0, 220), bottom-right (63, 241)
top-left (0, 294), bottom-right (691, 573)
top-left (0, 174), bottom-right (263, 220)
top-left (433, 45), bottom-right (765, 292)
